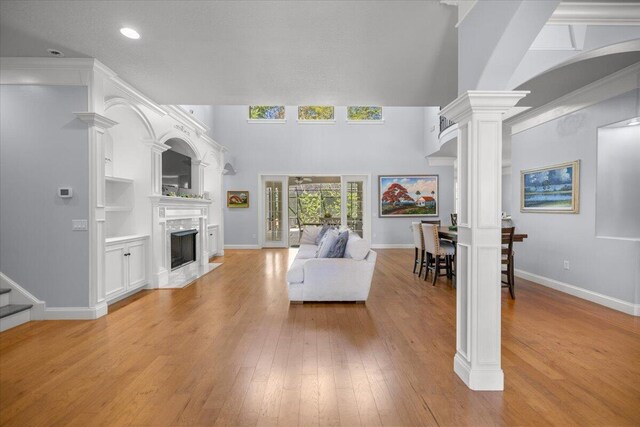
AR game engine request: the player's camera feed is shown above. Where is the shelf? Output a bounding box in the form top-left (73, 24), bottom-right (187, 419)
top-left (106, 176), bottom-right (134, 184)
top-left (106, 205), bottom-right (132, 212)
top-left (106, 234), bottom-right (149, 244)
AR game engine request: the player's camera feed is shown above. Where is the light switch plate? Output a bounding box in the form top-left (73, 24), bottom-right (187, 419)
top-left (72, 219), bottom-right (88, 231)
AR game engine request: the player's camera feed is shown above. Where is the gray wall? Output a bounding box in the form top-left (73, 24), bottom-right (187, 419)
top-left (510, 90), bottom-right (640, 304)
top-left (0, 85), bottom-right (89, 307)
top-left (208, 106), bottom-right (454, 246)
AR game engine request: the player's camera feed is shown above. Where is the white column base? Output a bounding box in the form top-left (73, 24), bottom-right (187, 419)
top-left (454, 353), bottom-right (504, 391)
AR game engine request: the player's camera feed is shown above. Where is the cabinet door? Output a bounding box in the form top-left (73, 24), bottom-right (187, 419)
top-left (105, 243), bottom-right (127, 297)
top-left (127, 240), bottom-right (148, 289)
top-left (208, 227), bottom-right (218, 257)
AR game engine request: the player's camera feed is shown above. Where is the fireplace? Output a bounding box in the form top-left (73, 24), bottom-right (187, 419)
top-left (171, 229), bottom-right (198, 270)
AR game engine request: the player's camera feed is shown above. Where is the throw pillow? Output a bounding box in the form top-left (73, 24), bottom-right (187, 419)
top-left (300, 225), bottom-right (321, 245)
top-left (326, 230), bottom-right (349, 258)
top-left (345, 233), bottom-right (371, 261)
top-left (316, 229), bottom-right (339, 258)
top-left (314, 224), bottom-right (332, 245)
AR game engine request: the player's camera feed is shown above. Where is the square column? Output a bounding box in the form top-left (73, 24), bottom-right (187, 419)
top-left (440, 91), bottom-right (528, 391)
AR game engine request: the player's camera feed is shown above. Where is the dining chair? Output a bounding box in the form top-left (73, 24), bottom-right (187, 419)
top-left (450, 213), bottom-right (457, 226)
top-left (411, 222), bottom-right (425, 277)
top-left (501, 227), bottom-right (516, 299)
top-left (421, 219), bottom-right (441, 226)
top-left (421, 223), bottom-right (455, 285)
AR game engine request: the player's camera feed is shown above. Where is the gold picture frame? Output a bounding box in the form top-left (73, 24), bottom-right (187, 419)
top-left (521, 160), bottom-right (580, 213)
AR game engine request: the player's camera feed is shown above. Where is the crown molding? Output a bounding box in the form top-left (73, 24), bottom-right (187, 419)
top-left (507, 61), bottom-right (640, 135)
top-left (74, 112), bottom-right (118, 130)
top-left (164, 105), bottom-right (209, 135)
top-left (549, 2), bottom-right (640, 26)
top-left (440, 91), bottom-right (530, 123)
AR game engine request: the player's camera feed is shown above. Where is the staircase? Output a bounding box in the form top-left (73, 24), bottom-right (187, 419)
top-left (0, 288), bottom-right (32, 332)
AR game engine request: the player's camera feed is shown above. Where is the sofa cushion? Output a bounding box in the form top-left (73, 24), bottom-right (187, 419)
top-left (326, 230), bottom-right (349, 258)
top-left (300, 225), bottom-right (321, 245)
top-left (345, 233), bottom-right (371, 261)
top-left (314, 224), bottom-right (332, 245)
top-left (316, 229), bottom-right (339, 258)
top-left (286, 259), bottom-right (306, 283)
top-left (296, 244), bottom-right (318, 259)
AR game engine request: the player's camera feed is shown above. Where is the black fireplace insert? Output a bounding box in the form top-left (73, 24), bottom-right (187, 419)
top-left (171, 229), bottom-right (198, 270)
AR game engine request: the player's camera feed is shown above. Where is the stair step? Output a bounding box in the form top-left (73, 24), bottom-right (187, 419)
top-left (0, 304), bottom-right (32, 319)
top-left (0, 288), bottom-right (10, 295)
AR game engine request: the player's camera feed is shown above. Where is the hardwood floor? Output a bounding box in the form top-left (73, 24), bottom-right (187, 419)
top-left (1, 249), bottom-right (639, 426)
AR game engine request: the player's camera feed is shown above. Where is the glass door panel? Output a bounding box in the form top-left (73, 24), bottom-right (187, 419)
top-left (263, 177), bottom-right (287, 247)
top-left (341, 175), bottom-right (369, 240)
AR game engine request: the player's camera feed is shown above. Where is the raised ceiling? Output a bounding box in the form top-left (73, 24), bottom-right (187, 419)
top-left (0, 0), bottom-right (458, 106)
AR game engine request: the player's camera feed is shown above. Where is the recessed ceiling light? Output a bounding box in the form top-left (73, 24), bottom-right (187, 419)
top-left (47, 48), bottom-right (64, 57)
top-left (120, 27), bottom-right (141, 40)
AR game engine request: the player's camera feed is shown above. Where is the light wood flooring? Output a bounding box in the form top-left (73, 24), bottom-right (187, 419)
top-left (1, 248), bottom-right (639, 426)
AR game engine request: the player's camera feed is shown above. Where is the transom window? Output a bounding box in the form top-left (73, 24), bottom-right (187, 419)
top-left (347, 106), bottom-right (383, 121)
top-left (249, 106), bottom-right (285, 120)
top-left (298, 106), bottom-right (334, 121)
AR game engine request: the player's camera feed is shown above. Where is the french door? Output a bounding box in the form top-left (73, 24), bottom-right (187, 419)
top-left (261, 176), bottom-right (288, 248)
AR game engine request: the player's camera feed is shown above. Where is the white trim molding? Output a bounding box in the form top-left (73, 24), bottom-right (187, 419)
top-left (224, 245), bottom-right (261, 250)
top-left (515, 269), bottom-right (640, 316)
top-left (549, 2), bottom-right (640, 26)
top-left (44, 303), bottom-right (109, 320)
top-left (0, 272), bottom-right (46, 320)
top-left (508, 62), bottom-right (640, 135)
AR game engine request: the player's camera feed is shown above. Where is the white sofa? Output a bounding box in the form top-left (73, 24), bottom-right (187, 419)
top-left (286, 230), bottom-right (377, 303)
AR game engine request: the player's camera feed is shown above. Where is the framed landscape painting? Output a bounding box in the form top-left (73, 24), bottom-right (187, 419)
top-left (227, 191), bottom-right (249, 208)
top-left (521, 160), bottom-right (580, 213)
top-left (379, 175), bottom-right (439, 217)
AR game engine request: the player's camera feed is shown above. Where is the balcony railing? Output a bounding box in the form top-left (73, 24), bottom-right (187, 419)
top-left (439, 115), bottom-right (455, 135)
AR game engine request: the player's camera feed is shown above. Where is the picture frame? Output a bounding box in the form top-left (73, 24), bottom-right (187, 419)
top-left (227, 190), bottom-right (249, 208)
top-left (521, 160), bottom-right (580, 213)
top-left (378, 175), bottom-right (439, 217)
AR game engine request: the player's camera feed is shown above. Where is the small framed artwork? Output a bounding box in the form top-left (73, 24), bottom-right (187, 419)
top-left (379, 175), bottom-right (439, 217)
top-left (521, 160), bottom-right (580, 213)
top-left (227, 191), bottom-right (249, 208)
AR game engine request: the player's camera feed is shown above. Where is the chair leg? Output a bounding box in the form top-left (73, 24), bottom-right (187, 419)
top-left (418, 250), bottom-right (425, 278)
top-left (432, 256), bottom-right (439, 286)
top-left (509, 257), bottom-right (516, 299)
top-left (423, 252), bottom-right (429, 281)
top-left (413, 247), bottom-right (418, 274)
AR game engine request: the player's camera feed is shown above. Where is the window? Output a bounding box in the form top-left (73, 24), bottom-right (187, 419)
top-left (298, 106), bottom-right (334, 121)
top-left (249, 106), bottom-right (285, 120)
top-left (347, 106), bottom-right (383, 121)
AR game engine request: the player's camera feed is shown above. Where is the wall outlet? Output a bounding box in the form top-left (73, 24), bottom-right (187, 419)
top-left (72, 219), bottom-right (88, 231)
top-left (563, 260), bottom-right (570, 270)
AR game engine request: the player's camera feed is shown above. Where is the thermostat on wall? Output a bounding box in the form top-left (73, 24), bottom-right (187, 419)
top-left (58, 187), bottom-right (73, 198)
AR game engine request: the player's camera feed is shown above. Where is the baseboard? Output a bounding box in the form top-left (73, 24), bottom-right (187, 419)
top-left (224, 244), bottom-right (261, 250)
top-left (515, 269), bottom-right (640, 316)
top-left (44, 302), bottom-right (108, 320)
top-left (371, 244), bottom-right (413, 249)
top-left (1, 271), bottom-right (109, 320)
top-left (0, 272), bottom-right (46, 320)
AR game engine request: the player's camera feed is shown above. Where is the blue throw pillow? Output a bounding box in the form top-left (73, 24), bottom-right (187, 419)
top-left (326, 230), bottom-right (349, 258)
top-left (315, 224), bottom-right (332, 245)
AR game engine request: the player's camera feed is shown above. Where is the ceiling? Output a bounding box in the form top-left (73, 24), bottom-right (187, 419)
top-left (0, 0), bottom-right (458, 106)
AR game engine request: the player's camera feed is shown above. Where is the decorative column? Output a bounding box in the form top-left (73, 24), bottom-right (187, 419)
top-left (440, 91), bottom-right (528, 391)
top-left (75, 112), bottom-right (118, 318)
top-left (191, 159), bottom-right (208, 196)
top-left (147, 140), bottom-right (171, 196)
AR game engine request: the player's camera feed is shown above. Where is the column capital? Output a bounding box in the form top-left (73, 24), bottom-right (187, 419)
top-left (440, 91), bottom-right (529, 123)
top-left (191, 159), bottom-right (209, 168)
top-left (144, 139), bottom-right (171, 153)
top-left (74, 112), bottom-right (118, 130)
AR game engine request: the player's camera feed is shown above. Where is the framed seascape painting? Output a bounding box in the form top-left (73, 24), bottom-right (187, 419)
top-left (379, 175), bottom-right (439, 217)
top-left (227, 191), bottom-right (249, 208)
top-left (521, 160), bottom-right (580, 213)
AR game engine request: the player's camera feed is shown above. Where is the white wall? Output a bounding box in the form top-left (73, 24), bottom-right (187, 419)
top-left (509, 89), bottom-right (640, 306)
top-left (0, 85), bottom-right (89, 307)
top-left (206, 106), bottom-right (455, 246)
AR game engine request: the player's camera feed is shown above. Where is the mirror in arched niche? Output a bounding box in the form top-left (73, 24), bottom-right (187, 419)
top-left (162, 138), bottom-right (199, 196)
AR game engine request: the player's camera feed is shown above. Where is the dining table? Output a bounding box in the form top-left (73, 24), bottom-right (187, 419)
top-left (437, 226), bottom-right (528, 242)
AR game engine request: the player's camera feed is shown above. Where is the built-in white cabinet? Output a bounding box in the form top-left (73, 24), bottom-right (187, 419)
top-left (105, 235), bottom-right (149, 302)
top-left (207, 224), bottom-right (219, 258)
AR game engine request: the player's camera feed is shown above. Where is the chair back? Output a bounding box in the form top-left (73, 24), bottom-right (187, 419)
top-left (421, 223), bottom-right (440, 255)
top-left (421, 219), bottom-right (441, 226)
top-left (451, 213), bottom-right (457, 226)
top-left (502, 227), bottom-right (515, 256)
top-left (411, 222), bottom-right (424, 249)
